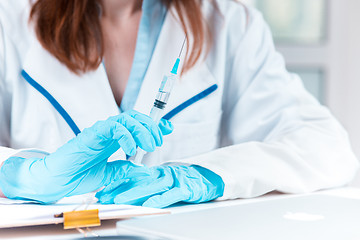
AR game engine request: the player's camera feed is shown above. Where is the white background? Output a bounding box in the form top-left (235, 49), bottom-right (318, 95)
top-left (243, 0), bottom-right (360, 186)
top-left (326, 0), bottom-right (360, 186)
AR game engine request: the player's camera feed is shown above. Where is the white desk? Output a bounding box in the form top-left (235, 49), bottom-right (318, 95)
top-left (1, 187), bottom-right (360, 240)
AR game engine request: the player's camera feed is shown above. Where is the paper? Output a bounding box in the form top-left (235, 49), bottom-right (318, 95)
top-left (0, 193), bottom-right (170, 229)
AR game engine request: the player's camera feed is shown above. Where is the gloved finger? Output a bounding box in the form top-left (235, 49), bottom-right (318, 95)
top-left (101, 171), bottom-right (152, 197)
top-left (103, 160), bottom-right (151, 187)
top-left (113, 175), bottom-right (173, 205)
top-left (158, 119), bottom-right (174, 136)
top-left (110, 114), bottom-right (156, 153)
top-left (98, 179), bottom-right (127, 200)
top-left (96, 180), bottom-right (132, 204)
top-left (95, 192), bottom-right (112, 204)
top-left (96, 189), bottom-right (117, 204)
top-left (111, 123), bottom-right (137, 156)
top-left (97, 178), bottom-right (148, 204)
top-left (142, 187), bottom-right (188, 209)
top-left (124, 110), bottom-right (163, 146)
top-left (79, 120), bottom-right (137, 155)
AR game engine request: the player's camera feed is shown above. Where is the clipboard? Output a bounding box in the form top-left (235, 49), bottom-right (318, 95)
top-left (0, 195), bottom-right (170, 229)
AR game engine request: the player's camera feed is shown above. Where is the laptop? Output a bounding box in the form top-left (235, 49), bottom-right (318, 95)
top-left (116, 194), bottom-right (360, 240)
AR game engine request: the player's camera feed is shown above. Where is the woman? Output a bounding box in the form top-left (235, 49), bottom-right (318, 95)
top-left (0, 0), bottom-right (358, 208)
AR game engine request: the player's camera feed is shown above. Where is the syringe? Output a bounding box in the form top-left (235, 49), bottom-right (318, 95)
top-left (131, 38), bottom-right (186, 165)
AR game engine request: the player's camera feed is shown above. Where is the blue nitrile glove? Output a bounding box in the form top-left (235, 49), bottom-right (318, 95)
top-left (96, 165), bottom-right (225, 208)
top-left (0, 110), bottom-right (173, 203)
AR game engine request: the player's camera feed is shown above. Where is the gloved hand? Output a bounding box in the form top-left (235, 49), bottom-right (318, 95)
top-left (96, 165), bottom-right (225, 208)
top-left (0, 110), bottom-right (173, 203)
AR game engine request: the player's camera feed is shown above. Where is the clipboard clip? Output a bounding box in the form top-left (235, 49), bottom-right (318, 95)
top-left (61, 209), bottom-right (100, 230)
top-left (54, 209), bottom-right (100, 237)
top-left (54, 197), bottom-right (101, 235)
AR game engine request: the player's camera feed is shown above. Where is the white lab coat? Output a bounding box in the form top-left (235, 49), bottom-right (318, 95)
top-left (0, 0), bottom-right (358, 200)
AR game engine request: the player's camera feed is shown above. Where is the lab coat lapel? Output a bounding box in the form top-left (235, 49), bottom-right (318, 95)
top-left (22, 36), bottom-right (120, 131)
top-left (133, 9), bottom-right (217, 117)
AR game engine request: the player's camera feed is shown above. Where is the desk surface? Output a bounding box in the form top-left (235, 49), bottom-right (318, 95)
top-left (1, 187), bottom-right (360, 240)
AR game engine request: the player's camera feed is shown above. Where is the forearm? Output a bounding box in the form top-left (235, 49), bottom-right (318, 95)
top-left (165, 123), bottom-right (359, 200)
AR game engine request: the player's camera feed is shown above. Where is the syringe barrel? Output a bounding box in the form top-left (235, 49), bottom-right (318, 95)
top-left (131, 73), bottom-right (178, 166)
top-left (132, 106), bottom-right (163, 166)
top-left (155, 74), bottom-right (177, 104)
top-left (149, 73), bottom-right (177, 123)
top-left (149, 105), bottom-right (164, 124)
top-left (132, 149), bottom-right (146, 166)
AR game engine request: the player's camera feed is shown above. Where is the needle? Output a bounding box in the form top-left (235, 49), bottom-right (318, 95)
top-left (178, 36), bottom-right (187, 58)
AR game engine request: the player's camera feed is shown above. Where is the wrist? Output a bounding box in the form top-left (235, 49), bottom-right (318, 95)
top-left (0, 157), bottom-right (61, 203)
top-left (191, 165), bottom-right (225, 197)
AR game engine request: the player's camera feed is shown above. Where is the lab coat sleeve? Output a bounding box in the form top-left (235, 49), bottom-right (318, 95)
top-left (166, 8), bottom-right (359, 200)
top-left (0, 18), bottom-right (49, 165)
top-left (0, 20), bottom-right (15, 163)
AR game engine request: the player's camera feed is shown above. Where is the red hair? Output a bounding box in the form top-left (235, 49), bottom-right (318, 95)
top-left (30, 0), bottom-right (212, 74)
